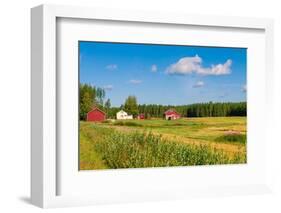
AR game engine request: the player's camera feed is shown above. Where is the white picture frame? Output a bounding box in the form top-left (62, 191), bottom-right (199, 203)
top-left (31, 4), bottom-right (274, 208)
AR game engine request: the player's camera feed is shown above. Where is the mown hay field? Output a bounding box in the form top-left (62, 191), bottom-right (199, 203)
top-left (79, 117), bottom-right (246, 170)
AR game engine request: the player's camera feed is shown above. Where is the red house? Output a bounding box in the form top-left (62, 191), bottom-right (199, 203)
top-left (164, 109), bottom-right (181, 120)
top-left (87, 107), bottom-right (106, 122)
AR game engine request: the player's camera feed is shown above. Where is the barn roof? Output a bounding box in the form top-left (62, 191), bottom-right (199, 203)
top-left (164, 109), bottom-right (180, 115)
top-left (87, 107), bottom-right (106, 115)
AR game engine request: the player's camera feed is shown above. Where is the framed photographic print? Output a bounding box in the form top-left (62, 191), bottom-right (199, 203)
top-left (78, 41), bottom-right (247, 170)
top-left (31, 4), bottom-right (274, 208)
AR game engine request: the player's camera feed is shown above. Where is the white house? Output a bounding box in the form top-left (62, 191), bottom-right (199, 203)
top-left (116, 110), bottom-right (133, 120)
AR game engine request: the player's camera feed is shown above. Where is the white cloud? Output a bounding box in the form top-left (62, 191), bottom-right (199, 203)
top-left (166, 55), bottom-right (232, 76)
top-left (103, 85), bottom-right (113, 91)
top-left (198, 59), bottom-right (232, 76)
top-left (242, 84), bottom-right (247, 92)
top-left (151, 64), bottom-right (157, 72)
top-left (105, 64), bottom-right (118, 70)
top-left (167, 55), bottom-right (201, 75)
top-left (129, 79), bottom-right (142, 84)
top-left (192, 81), bottom-right (205, 88)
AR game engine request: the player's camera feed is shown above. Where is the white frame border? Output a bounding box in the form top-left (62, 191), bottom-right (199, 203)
top-left (31, 4), bottom-right (274, 208)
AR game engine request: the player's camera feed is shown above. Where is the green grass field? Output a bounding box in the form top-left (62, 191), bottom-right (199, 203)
top-left (79, 117), bottom-right (247, 170)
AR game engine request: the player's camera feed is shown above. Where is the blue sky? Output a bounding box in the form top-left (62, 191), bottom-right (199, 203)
top-left (79, 41), bottom-right (247, 107)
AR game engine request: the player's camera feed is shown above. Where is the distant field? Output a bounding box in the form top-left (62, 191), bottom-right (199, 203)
top-left (79, 117), bottom-right (247, 170)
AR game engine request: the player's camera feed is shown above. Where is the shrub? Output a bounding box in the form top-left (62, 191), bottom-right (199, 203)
top-left (113, 120), bottom-right (143, 127)
top-left (101, 120), bottom-right (112, 124)
top-left (215, 132), bottom-right (246, 144)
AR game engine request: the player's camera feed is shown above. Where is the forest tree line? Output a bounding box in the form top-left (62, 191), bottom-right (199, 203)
top-left (80, 83), bottom-right (246, 120)
top-left (137, 102), bottom-right (246, 118)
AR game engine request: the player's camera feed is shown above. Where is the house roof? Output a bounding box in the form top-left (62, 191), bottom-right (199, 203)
top-left (117, 110), bottom-right (127, 114)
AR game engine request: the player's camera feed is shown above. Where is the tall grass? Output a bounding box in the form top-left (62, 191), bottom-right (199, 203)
top-left (92, 126), bottom-right (246, 169)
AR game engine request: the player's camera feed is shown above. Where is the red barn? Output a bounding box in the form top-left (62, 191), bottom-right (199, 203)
top-left (87, 107), bottom-right (106, 122)
top-left (137, 113), bottom-right (145, 120)
top-left (164, 109), bottom-right (181, 120)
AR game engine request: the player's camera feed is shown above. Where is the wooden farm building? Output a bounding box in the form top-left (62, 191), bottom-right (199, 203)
top-left (87, 107), bottom-right (106, 122)
top-left (137, 113), bottom-right (145, 120)
top-left (164, 109), bottom-right (181, 120)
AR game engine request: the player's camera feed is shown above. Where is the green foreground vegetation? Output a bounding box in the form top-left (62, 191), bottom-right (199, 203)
top-left (80, 117), bottom-right (247, 170)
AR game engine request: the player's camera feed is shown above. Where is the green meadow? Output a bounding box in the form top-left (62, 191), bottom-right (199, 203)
top-left (79, 117), bottom-right (247, 170)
